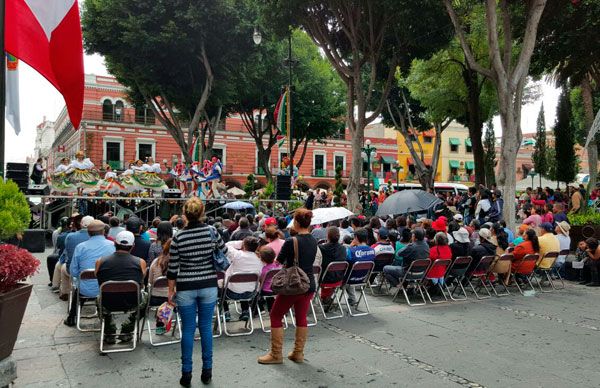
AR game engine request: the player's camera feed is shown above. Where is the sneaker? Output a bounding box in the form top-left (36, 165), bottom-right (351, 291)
top-left (239, 311), bottom-right (249, 322)
top-left (155, 326), bottom-right (166, 335)
top-left (118, 333), bottom-right (133, 343)
top-left (51, 287), bottom-right (60, 293)
top-left (224, 311), bottom-right (231, 322)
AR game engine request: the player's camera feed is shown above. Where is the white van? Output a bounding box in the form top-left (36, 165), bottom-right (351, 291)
top-left (394, 182), bottom-right (469, 197)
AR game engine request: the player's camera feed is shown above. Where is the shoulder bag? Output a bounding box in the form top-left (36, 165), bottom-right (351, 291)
top-left (209, 226), bottom-right (230, 272)
top-left (271, 237), bottom-right (310, 295)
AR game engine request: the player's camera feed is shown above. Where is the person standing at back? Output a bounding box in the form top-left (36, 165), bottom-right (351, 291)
top-left (167, 198), bottom-right (226, 386)
top-left (259, 208), bottom-right (317, 365)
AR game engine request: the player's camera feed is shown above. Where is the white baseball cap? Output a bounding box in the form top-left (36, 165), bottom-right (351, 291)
top-left (81, 216), bottom-right (94, 229)
top-left (453, 214), bottom-right (463, 222)
top-left (115, 231), bottom-right (135, 246)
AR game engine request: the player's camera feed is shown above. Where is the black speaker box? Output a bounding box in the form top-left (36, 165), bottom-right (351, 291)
top-left (28, 184), bottom-right (50, 195)
top-left (276, 175), bottom-right (292, 200)
top-left (6, 162), bottom-right (29, 172)
top-left (163, 188), bottom-right (182, 198)
top-left (22, 229), bottom-right (46, 253)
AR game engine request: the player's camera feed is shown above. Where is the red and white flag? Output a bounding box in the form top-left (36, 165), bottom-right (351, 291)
top-left (6, 0), bottom-right (84, 128)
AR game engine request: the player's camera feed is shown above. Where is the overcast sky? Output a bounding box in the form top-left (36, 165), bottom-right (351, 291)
top-left (4, 54), bottom-right (561, 163)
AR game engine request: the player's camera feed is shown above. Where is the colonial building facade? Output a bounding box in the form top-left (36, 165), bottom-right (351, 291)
top-left (49, 74), bottom-right (399, 190)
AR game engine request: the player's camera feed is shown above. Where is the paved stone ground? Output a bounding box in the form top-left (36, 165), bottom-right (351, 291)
top-left (11, 249), bottom-right (600, 387)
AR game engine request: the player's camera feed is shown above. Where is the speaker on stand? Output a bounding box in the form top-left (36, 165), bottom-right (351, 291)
top-left (5, 162), bottom-right (30, 193)
top-left (276, 175), bottom-right (292, 200)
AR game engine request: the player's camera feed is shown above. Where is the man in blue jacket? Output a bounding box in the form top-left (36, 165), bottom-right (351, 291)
top-left (345, 228), bottom-right (375, 305)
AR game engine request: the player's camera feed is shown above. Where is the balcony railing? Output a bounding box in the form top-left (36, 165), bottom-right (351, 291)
top-left (84, 109), bottom-right (157, 126)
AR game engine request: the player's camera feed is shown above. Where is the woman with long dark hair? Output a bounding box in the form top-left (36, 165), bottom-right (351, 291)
top-left (168, 198), bottom-right (226, 386)
top-left (149, 221), bottom-right (173, 262)
top-left (258, 208), bottom-right (317, 365)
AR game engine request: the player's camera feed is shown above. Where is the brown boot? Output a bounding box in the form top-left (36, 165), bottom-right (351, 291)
top-left (258, 327), bottom-right (284, 364)
top-left (287, 327), bottom-right (308, 363)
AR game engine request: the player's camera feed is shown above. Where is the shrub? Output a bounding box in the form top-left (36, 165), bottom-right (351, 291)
top-left (0, 180), bottom-right (30, 240)
top-left (568, 211), bottom-right (600, 226)
top-left (0, 244), bottom-right (40, 292)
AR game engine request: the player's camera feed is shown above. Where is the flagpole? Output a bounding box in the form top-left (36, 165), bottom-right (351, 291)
top-left (287, 32), bottom-right (293, 182)
top-left (0, 0), bottom-right (5, 179)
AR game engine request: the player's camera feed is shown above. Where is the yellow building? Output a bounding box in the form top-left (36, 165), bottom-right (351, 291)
top-left (440, 122), bottom-right (475, 183)
top-left (395, 128), bottom-right (442, 182)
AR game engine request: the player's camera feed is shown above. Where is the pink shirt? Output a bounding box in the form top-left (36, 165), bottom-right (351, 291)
top-left (542, 212), bottom-right (554, 224)
top-left (523, 214), bottom-right (542, 227)
top-left (261, 262), bottom-right (282, 292)
top-left (267, 239), bottom-right (285, 257)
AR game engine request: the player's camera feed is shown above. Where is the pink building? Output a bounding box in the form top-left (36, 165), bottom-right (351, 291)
top-left (50, 74), bottom-right (398, 190)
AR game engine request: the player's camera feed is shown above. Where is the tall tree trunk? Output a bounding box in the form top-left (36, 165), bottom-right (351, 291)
top-left (464, 67), bottom-right (486, 186)
top-left (256, 147), bottom-right (272, 182)
top-left (581, 76), bottom-right (597, 191)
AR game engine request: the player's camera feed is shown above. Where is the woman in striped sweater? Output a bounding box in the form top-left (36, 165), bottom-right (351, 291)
top-left (168, 197), bottom-right (227, 387)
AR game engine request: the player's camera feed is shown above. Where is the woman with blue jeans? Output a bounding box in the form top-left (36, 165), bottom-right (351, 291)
top-left (168, 198), bottom-right (226, 387)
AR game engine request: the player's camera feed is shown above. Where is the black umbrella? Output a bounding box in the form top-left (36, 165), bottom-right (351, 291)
top-left (375, 190), bottom-right (442, 216)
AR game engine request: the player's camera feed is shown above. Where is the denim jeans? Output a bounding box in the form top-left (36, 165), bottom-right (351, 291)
top-left (176, 287), bottom-right (218, 373)
top-left (383, 265), bottom-right (405, 287)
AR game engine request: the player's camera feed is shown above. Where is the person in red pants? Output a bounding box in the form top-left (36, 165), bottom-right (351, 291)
top-left (258, 208), bottom-right (317, 364)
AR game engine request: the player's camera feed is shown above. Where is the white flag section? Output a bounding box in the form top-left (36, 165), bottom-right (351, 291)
top-left (6, 54), bottom-right (21, 135)
top-left (584, 109), bottom-right (600, 149)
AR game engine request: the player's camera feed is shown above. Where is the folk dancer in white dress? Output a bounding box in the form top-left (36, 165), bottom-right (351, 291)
top-left (50, 157), bottom-right (76, 194)
top-left (133, 157), bottom-right (168, 193)
top-left (98, 165), bottom-right (125, 195)
top-left (68, 151), bottom-right (100, 195)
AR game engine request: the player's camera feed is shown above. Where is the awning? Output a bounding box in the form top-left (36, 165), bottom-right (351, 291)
top-left (380, 155), bottom-right (396, 164)
top-left (449, 138), bottom-right (460, 146)
top-left (449, 160), bottom-right (460, 169)
top-left (465, 138), bottom-right (472, 147)
top-left (465, 161), bottom-right (475, 170)
top-left (407, 157), bottom-right (433, 166)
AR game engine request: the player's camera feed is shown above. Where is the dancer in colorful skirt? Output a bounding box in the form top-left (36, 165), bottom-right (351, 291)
top-left (99, 165), bottom-right (126, 195)
top-left (50, 157), bottom-right (76, 194)
top-left (133, 157), bottom-right (168, 192)
top-left (68, 151), bottom-right (100, 195)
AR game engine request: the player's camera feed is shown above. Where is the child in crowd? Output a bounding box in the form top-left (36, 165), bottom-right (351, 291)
top-left (148, 240), bottom-right (171, 334)
top-left (257, 246), bottom-right (281, 312)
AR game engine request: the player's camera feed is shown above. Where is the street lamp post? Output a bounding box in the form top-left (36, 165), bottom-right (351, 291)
top-left (361, 139), bottom-right (377, 193)
top-left (393, 160), bottom-right (401, 191)
top-left (529, 168), bottom-right (536, 189)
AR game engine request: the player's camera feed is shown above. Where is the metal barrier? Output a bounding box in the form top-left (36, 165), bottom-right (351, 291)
top-left (28, 195), bottom-right (301, 230)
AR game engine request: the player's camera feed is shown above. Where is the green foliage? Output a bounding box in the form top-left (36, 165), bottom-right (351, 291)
top-left (0, 180), bottom-right (30, 240)
top-left (570, 86), bottom-right (600, 147)
top-left (532, 104), bottom-right (548, 177)
top-left (568, 210), bottom-right (600, 226)
top-left (483, 119), bottom-right (496, 187)
top-left (554, 89), bottom-right (578, 184)
top-left (244, 174), bottom-right (255, 198)
top-left (259, 180), bottom-right (275, 200)
top-left (333, 165), bottom-right (344, 205)
top-left (287, 200), bottom-right (304, 212)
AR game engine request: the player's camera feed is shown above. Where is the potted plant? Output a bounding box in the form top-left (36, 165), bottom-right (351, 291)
top-left (0, 244), bottom-right (40, 361)
top-left (0, 179), bottom-right (31, 244)
top-left (568, 211), bottom-right (600, 250)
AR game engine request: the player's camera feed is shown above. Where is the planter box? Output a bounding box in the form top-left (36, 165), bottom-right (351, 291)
top-left (569, 224), bottom-right (600, 251)
top-left (0, 283), bottom-right (33, 362)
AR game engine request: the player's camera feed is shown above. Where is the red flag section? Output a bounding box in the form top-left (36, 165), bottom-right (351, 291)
top-left (6, 0), bottom-right (84, 128)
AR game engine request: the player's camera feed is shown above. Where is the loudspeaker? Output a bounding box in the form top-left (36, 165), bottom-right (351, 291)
top-left (162, 188), bottom-right (182, 198)
top-left (22, 229), bottom-right (46, 253)
top-left (6, 162), bottom-right (29, 172)
top-left (276, 175), bottom-right (292, 200)
top-left (28, 184), bottom-right (50, 195)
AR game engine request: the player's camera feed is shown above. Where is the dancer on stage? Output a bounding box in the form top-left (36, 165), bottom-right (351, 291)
top-left (133, 157), bottom-right (168, 193)
top-left (68, 151), bottom-right (99, 195)
top-left (50, 157), bottom-right (76, 194)
top-left (98, 165), bottom-right (125, 195)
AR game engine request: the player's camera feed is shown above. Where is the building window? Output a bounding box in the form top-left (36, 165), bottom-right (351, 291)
top-left (211, 146), bottom-right (226, 171)
top-left (450, 144), bottom-right (459, 152)
top-left (114, 100), bottom-right (124, 122)
top-left (103, 137), bottom-right (124, 170)
top-left (409, 134), bottom-right (417, 142)
top-left (102, 99), bottom-right (113, 121)
top-left (314, 152), bottom-right (326, 177)
top-left (334, 154), bottom-right (345, 171)
top-left (424, 136), bottom-right (433, 144)
top-left (465, 138), bottom-right (473, 153)
top-left (135, 105), bottom-right (155, 125)
top-left (136, 140), bottom-right (155, 162)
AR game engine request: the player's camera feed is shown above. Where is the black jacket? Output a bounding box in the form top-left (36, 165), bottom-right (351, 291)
top-left (319, 242), bottom-right (347, 283)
